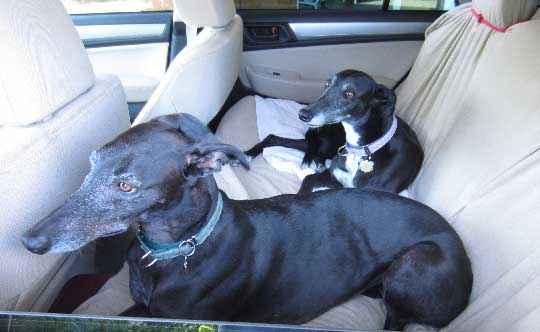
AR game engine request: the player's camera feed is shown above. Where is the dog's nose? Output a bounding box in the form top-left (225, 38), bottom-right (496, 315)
top-left (299, 109), bottom-right (313, 122)
top-left (21, 234), bottom-right (51, 255)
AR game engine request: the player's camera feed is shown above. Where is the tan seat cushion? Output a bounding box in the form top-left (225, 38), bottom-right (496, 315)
top-left (0, 76), bottom-right (130, 312)
top-left (396, 2), bottom-right (540, 332)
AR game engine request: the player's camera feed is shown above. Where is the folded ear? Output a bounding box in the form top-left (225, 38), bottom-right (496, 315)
top-left (184, 143), bottom-right (250, 178)
top-left (373, 84), bottom-right (397, 116)
top-left (153, 113), bottom-right (218, 143)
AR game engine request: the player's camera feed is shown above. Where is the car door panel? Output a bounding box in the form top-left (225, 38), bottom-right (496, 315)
top-left (241, 40), bottom-right (422, 103)
top-left (71, 12), bottom-right (173, 119)
top-left (85, 43), bottom-right (168, 103)
top-left (237, 10), bottom-right (442, 103)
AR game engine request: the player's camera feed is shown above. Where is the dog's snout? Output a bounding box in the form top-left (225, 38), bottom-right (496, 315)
top-left (21, 233), bottom-right (51, 255)
top-left (299, 109), bottom-right (313, 122)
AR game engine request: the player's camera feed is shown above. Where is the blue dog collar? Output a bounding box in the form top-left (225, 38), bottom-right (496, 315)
top-left (137, 192), bottom-right (224, 269)
top-left (338, 116), bottom-right (398, 158)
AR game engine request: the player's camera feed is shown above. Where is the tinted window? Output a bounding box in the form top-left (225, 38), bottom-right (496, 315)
top-left (234, 0), bottom-right (455, 11)
top-left (389, 0), bottom-right (455, 10)
top-left (235, 0), bottom-right (383, 11)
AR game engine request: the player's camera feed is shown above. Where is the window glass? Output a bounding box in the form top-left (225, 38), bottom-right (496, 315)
top-left (61, 0), bottom-right (173, 15)
top-left (234, 0), bottom-right (384, 11)
top-left (388, 0), bottom-right (455, 10)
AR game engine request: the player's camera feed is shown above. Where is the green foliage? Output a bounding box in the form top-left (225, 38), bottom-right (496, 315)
top-left (2, 315), bottom-right (217, 332)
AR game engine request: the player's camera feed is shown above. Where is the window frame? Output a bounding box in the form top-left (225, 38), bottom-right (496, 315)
top-left (61, 0), bottom-right (174, 16)
top-left (233, 0), bottom-right (460, 12)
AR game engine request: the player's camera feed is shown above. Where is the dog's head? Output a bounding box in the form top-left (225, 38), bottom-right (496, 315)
top-left (21, 114), bottom-right (249, 254)
top-left (299, 70), bottom-right (396, 127)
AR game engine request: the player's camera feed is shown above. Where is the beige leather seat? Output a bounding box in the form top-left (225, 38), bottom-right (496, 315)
top-left (0, 0), bottom-right (130, 311)
top-left (76, 0), bottom-right (540, 331)
top-left (133, 0), bottom-right (243, 126)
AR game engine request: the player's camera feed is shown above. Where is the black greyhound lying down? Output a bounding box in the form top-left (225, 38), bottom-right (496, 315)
top-left (21, 114), bottom-right (471, 331)
top-left (246, 70), bottom-right (424, 194)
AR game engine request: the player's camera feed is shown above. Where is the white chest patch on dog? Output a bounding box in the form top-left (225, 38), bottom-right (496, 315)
top-left (342, 123), bottom-right (361, 145)
top-left (332, 123), bottom-right (361, 188)
top-left (332, 154), bottom-right (359, 188)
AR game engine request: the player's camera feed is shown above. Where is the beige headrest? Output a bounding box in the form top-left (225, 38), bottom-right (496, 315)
top-left (175, 0), bottom-right (236, 28)
top-left (473, 0), bottom-right (538, 30)
top-left (0, 0), bottom-right (95, 126)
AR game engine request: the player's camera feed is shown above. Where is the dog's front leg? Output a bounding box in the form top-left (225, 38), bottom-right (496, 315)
top-left (245, 135), bottom-right (308, 159)
top-left (298, 170), bottom-right (342, 194)
top-left (120, 303), bottom-right (152, 318)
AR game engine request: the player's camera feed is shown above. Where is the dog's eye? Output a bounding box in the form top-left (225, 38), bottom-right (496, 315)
top-left (324, 80), bottom-right (331, 88)
top-left (344, 91), bottom-right (355, 99)
top-left (118, 182), bottom-right (136, 193)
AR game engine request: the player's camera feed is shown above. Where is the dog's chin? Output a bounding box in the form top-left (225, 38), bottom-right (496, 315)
top-left (48, 238), bottom-right (97, 254)
top-left (26, 246), bottom-right (50, 255)
top-left (47, 230), bottom-right (126, 254)
top-left (101, 229), bottom-right (127, 238)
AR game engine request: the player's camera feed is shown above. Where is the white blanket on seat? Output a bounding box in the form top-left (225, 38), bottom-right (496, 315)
top-left (255, 96), bottom-right (315, 180)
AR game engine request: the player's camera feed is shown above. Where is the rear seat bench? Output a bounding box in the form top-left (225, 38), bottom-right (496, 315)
top-left (76, 1), bottom-right (540, 331)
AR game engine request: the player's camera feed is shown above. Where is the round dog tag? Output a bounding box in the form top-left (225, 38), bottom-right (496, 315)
top-left (359, 159), bottom-right (375, 173)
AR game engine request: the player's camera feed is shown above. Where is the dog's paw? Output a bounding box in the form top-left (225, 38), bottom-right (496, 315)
top-left (301, 160), bottom-right (316, 171)
top-left (312, 186), bottom-right (331, 192)
top-left (231, 156), bottom-right (251, 167)
top-left (244, 150), bottom-right (257, 159)
top-left (302, 158), bottom-right (328, 173)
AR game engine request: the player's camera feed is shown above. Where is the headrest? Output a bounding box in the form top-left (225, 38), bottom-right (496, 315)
top-left (0, 0), bottom-right (95, 126)
top-left (175, 0), bottom-right (236, 28)
top-left (473, 0), bottom-right (538, 30)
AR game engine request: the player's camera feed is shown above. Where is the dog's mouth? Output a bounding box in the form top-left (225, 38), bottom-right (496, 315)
top-left (307, 120), bottom-right (340, 129)
top-left (101, 229), bottom-right (126, 238)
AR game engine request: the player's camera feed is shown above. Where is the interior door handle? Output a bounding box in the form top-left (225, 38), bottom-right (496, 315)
top-left (244, 24), bottom-right (292, 45)
top-left (249, 26), bottom-right (280, 41)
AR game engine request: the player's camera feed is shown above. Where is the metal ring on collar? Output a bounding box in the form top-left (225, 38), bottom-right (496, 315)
top-left (179, 238), bottom-right (197, 257)
top-left (337, 145), bottom-right (348, 157)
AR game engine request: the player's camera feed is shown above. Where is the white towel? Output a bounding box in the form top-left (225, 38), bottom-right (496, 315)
top-left (255, 96), bottom-right (315, 180)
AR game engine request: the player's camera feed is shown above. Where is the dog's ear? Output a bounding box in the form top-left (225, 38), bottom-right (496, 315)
top-left (372, 84), bottom-right (397, 116)
top-left (153, 113), bottom-right (218, 144)
top-left (184, 143), bottom-right (250, 178)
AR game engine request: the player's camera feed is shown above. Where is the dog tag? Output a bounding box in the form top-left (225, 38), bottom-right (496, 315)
top-left (359, 159), bottom-right (374, 173)
top-left (184, 256), bottom-right (189, 270)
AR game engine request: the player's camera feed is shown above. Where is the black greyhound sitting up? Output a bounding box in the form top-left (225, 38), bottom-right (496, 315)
top-left (21, 114), bottom-right (471, 331)
top-left (246, 70), bottom-right (424, 195)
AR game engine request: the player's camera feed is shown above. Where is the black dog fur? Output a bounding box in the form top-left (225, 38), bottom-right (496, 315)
top-left (21, 114), bottom-right (471, 331)
top-left (246, 70), bottom-right (423, 195)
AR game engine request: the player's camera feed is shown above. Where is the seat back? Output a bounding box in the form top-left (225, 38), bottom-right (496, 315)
top-left (133, 0), bottom-right (243, 125)
top-left (0, 0), bottom-right (130, 311)
top-left (396, 0), bottom-right (540, 331)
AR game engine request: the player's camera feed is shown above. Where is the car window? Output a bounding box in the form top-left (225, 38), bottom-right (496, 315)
top-left (61, 0), bottom-right (173, 15)
top-left (235, 0), bottom-right (383, 10)
top-left (388, 0), bottom-right (455, 10)
top-left (234, 0), bottom-right (455, 11)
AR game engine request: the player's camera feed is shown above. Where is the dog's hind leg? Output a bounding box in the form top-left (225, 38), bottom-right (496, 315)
top-left (381, 242), bottom-right (453, 331)
top-left (384, 307), bottom-right (406, 331)
top-left (245, 135), bottom-right (308, 159)
top-left (121, 303), bottom-right (152, 317)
